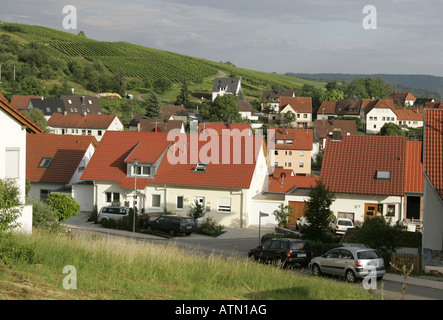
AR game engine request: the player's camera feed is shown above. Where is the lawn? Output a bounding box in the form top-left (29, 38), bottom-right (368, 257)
top-left (0, 231), bottom-right (378, 300)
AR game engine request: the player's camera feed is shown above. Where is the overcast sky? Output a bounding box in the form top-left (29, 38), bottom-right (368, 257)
top-left (1, 0), bottom-right (443, 76)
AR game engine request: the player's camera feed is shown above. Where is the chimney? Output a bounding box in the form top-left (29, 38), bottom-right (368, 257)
top-left (81, 96), bottom-right (85, 105)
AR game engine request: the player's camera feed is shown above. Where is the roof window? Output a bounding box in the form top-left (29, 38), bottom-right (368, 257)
top-left (376, 170), bottom-right (391, 180)
top-left (39, 157), bottom-right (53, 168)
top-left (194, 163), bottom-right (208, 173)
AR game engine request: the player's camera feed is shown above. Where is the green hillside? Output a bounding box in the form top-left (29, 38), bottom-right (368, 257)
top-left (0, 21), bottom-right (324, 101)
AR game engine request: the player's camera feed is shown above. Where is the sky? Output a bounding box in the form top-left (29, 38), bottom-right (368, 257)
top-left (1, 0), bottom-right (443, 76)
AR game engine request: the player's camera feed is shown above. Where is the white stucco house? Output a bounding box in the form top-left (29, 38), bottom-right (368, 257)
top-left (80, 130), bottom-right (270, 228)
top-left (0, 92), bottom-right (44, 233)
top-left (47, 113), bottom-right (124, 141)
top-left (364, 99), bottom-right (397, 134)
top-left (26, 134), bottom-right (98, 212)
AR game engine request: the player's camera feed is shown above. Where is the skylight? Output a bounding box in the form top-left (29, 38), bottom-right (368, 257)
top-left (39, 157), bottom-right (53, 168)
top-left (194, 163), bottom-right (208, 173)
top-left (376, 170), bottom-right (391, 180)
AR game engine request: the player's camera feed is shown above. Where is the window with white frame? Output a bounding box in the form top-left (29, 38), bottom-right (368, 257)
top-left (105, 192), bottom-right (120, 204)
top-left (217, 198), bottom-right (231, 213)
top-left (133, 165), bottom-right (152, 176)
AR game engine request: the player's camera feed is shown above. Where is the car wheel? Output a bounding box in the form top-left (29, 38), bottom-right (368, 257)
top-left (312, 264), bottom-right (322, 276)
top-left (100, 218), bottom-right (108, 225)
top-left (168, 229), bottom-right (176, 237)
top-left (345, 269), bottom-right (356, 283)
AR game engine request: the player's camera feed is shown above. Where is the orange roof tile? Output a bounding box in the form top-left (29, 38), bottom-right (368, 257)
top-left (27, 134), bottom-right (97, 184)
top-left (269, 168), bottom-right (319, 193)
top-left (321, 135), bottom-right (406, 196)
top-left (424, 109), bottom-right (443, 200)
top-left (270, 128), bottom-right (313, 150)
top-left (81, 131), bottom-right (264, 190)
top-left (405, 141), bottom-right (424, 193)
top-left (198, 122), bottom-right (251, 135)
top-left (279, 97), bottom-right (312, 113)
top-left (393, 107), bottom-right (424, 121)
top-left (10, 95), bottom-right (41, 110)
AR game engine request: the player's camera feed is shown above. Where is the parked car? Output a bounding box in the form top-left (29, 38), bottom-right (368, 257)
top-left (311, 247), bottom-right (386, 282)
top-left (98, 206), bottom-right (130, 224)
top-left (142, 215), bottom-right (197, 236)
top-left (331, 218), bottom-right (354, 234)
top-left (248, 238), bottom-right (313, 268)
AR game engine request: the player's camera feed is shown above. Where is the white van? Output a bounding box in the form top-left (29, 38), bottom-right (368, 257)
top-left (98, 206), bottom-right (130, 224)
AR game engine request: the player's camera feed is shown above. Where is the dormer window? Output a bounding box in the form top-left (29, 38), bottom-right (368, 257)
top-left (194, 163), bottom-right (208, 173)
top-left (39, 157), bottom-right (53, 168)
top-left (133, 165), bottom-right (152, 176)
top-left (376, 170), bottom-right (391, 180)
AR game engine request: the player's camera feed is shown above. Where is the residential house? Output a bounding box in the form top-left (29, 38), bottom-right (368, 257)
top-left (271, 97), bottom-right (312, 129)
top-left (138, 119), bottom-right (185, 133)
top-left (0, 92), bottom-right (44, 233)
top-left (238, 100), bottom-right (257, 121)
top-left (317, 101), bottom-right (338, 120)
top-left (261, 90), bottom-right (295, 113)
top-left (318, 99), bottom-right (364, 121)
top-left (28, 98), bottom-right (65, 120)
top-left (386, 92), bottom-right (416, 106)
top-left (364, 99), bottom-right (396, 134)
top-left (313, 119), bottom-right (357, 156)
top-left (10, 95), bottom-right (41, 110)
top-left (161, 105), bottom-right (188, 124)
top-left (393, 107), bottom-right (424, 129)
top-left (423, 109), bottom-right (443, 251)
top-left (321, 135), bottom-right (424, 225)
top-left (269, 128), bottom-right (313, 175)
top-left (60, 95), bottom-right (103, 115)
top-left (26, 134), bottom-right (98, 211)
top-left (47, 113), bottom-right (124, 141)
top-left (212, 78), bottom-right (242, 101)
top-left (80, 131), bottom-right (269, 228)
top-left (198, 122), bottom-right (251, 135)
top-left (251, 168), bottom-right (319, 227)
top-left (425, 102), bottom-right (443, 109)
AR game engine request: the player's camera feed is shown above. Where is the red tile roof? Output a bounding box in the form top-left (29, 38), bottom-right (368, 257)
top-left (269, 168), bottom-right (319, 193)
top-left (81, 131), bottom-right (265, 190)
top-left (393, 107), bottom-right (424, 121)
top-left (0, 92), bottom-right (44, 134)
top-left (319, 101), bottom-right (337, 115)
top-left (321, 135), bottom-right (406, 196)
top-left (27, 134), bottom-right (97, 184)
top-left (279, 97), bottom-right (312, 113)
top-left (405, 141), bottom-right (424, 193)
top-left (270, 128), bottom-right (313, 150)
top-left (424, 109), bottom-right (443, 200)
top-left (47, 113), bottom-right (121, 129)
top-left (10, 95), bottom-right (41, 110)
top-left (199, 122), bottom-right (251, 135)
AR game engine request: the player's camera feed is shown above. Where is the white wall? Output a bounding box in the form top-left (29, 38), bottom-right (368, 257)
top-left (72, 183), bottom-right (94, 212)
top-left (423, 179), bottom-right (443, 251)
top-left (366, 108), bottom-right (397, 134)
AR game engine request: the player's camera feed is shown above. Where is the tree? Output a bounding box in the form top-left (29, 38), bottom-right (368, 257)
top-left (175, 79), bottom-right (191, 107)
top-left (380, 122), bottom-right (405, 137)
top-left (45, 193), bottom-right (80, 221)
top-left (153, 78), bottom-right (172, 94)
top-left (187, 200), bottom-right (205, 220)
top-left (15, 76), bottom-right (46, 95)
top-left (200, 94), bottom-right (241, 122)
top-left (273, 203), bottom-right (292, 227)
top-left (283, 111), bottom-right (296, 128)
top-left (0, 178), bottom-right (22, 232)
top-left (342, 77), bottom-right (394, 99)
top-left (22, 108), bottom-right (47, 131)
top-left (143, 92), bottom-right (162, 119)
top-left (303, 180), bottom-right (335, 239)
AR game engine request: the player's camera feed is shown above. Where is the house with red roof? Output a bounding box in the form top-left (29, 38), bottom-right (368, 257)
top-left (275, 97), bottom-right (313, 129)
top-left (0, 92), bottom-right (44, 233)
top-left (47, 113), bottom-right (124, 141)
top-left (268, 128), bottom-right (313, 176)
top-left (393, 107), bottom-right (424, 129)
top-left (26, 134), bottom-right (98, 211)
top-left (80, 130), bottom-right (269, 228)
top-left (423, 109), bottom-right (443, 251)
top-left (364, 99), bottom-right (397, 134)
top-left (386, 92), bottom-right (416, 107)
top-left (321, 135), bottom-right (424, 226)
top-left (10, 95), bottom-right (42, 110)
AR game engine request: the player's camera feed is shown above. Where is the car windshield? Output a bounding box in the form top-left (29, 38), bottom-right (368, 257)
top-left (338, 220), bottom-right (353, 226)
top-left (357, 250), bottom-right (381, 260)
top-left (182, 218), bottom-right (196, 226)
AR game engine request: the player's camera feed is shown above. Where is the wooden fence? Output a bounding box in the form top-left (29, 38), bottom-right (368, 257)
top-left (391, 253), bottom-right (422, 274)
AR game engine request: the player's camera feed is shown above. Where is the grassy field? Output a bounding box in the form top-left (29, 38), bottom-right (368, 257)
top-left (0, 231), bottom-right (379, 300)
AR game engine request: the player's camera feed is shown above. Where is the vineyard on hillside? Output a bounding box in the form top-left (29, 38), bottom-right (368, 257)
top-left (49, 40), bottom-right (218, 83)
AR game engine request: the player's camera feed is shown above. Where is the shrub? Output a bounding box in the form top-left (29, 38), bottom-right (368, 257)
top-left (45, 193), bottom-right (80, 221)
top-left (0, 178), bottom-right (22, 232)
top-left (196, 217), bottom-right (225, 237)
top-left (187, 200), bottom-right (205, 221)
top-left (0, 232), bottom-right (41, 266)
top-left (27, 196), bottom-right (67, 234)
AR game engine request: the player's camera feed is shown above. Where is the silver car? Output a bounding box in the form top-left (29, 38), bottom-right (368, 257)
top-left (311, 247), bottom-right (385, 282)
top-left (98, 206), bottom-right (129, 224)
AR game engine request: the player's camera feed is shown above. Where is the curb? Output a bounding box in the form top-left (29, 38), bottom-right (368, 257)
top-left (383, 273), bottom-right (443, 290)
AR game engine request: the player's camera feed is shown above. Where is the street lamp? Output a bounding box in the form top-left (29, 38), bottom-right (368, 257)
top-left (133, 159), bottom-right (139, 233)
top-left (258, 211), bottom-right (269, 247)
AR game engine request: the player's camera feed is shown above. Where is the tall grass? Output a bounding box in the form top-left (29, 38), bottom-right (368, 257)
top-left (0, 232), bottom-right (376, 300)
